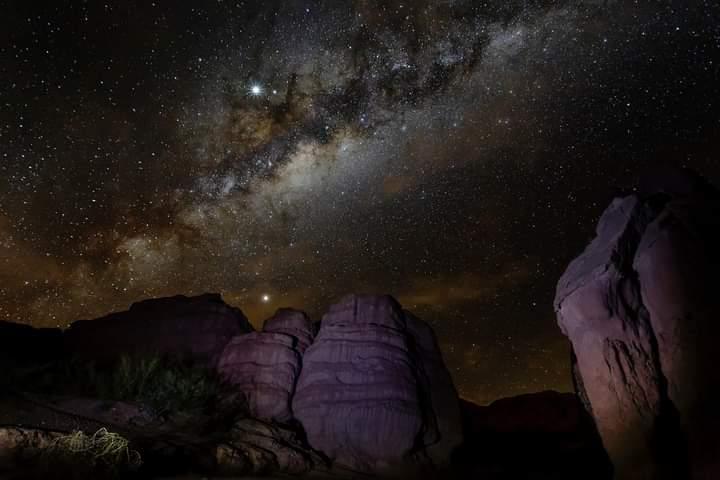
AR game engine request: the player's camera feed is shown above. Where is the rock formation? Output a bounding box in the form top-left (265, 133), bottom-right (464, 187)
top-left (215, 418), bottom-right (325, 476)
top-left (555, 169), bottom-right (720, 479)
top-left (0, 427), bottom-right (63, 471)
top-left (217, 309), bottom-right (314, 422)
top-left (63, 293), bottom-right (253, 366)
top-left (263, 308), bottom-right (316, 352)
top-left (292, 294), bottom-right (462, 472)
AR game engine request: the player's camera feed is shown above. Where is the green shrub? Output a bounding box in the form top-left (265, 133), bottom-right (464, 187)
top-left (12, 355), bottom-right (235, 416)
top-left (104, 355), bottom-right (226, 415)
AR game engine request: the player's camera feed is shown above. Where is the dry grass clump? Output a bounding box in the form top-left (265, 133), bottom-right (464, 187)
top-left (43, 428), bottom-right (141, 478)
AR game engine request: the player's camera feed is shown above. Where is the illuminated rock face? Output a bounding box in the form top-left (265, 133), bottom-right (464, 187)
top-left (555, 170), bottom-right (720, 480)
top-left (218, 309), bottom-right (313, 422)
top-left (262, 308), bottom-right (315, 352)
top-left (64, 293), bottom-right (253, 365)
top-left (292, 294), bottom-right (462, 472)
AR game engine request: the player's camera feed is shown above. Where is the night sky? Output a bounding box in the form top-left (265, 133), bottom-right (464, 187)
top-left (1, 1), bottom-right (719, 405)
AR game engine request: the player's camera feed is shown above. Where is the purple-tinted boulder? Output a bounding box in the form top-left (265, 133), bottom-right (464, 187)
top-left (555, 169), bottom-right (720, 479)
top-left (262, 308), bottom-right (315, 353)
top-left (64, 293), bottom-right (253, 366)
top-left (218, 309), bottom-right (313, 422)
top-left (292, 294), bottom-right (461, 472)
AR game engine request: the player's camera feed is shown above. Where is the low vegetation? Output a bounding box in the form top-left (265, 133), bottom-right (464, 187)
top-left (42, 428), bottom-right (141, 478)
top-left (8, 354), bottom-right (238, 416)
top-left (96, 355), bottom-right (227, 415)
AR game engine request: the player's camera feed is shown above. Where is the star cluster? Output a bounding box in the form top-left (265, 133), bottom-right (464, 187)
top-left (1, 1), bottom-right (719, 404)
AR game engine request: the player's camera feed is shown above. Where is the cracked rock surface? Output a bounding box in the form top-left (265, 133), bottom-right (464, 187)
top-left (555, 170), bottom-right (720, 480)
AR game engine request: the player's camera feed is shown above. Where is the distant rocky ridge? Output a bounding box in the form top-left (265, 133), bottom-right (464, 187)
top-left (62, 293), bottom-right (253, 366)
top-left (457, 391), bottom-right (611, 479)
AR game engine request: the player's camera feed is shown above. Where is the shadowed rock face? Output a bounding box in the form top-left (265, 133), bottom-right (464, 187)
top-left (217, 309), bottom-right (314, 422)
top-left (457, 392), bottom-right (612, 480)
top-left (555, 169), bottom-right (720, 479)
top-left (292, 294), bottom-right (462, 472)
top-left (0, 321), bottom-right (62, 365)
top-left (215, 418), bottom-right (325, 476)
top-left (64, 293), bottom-right (253, 366)
top-left (404, 311), bottom-right (463, 466)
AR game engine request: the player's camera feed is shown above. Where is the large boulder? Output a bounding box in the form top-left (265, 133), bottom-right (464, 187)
top-left (555, 169), bottom-right (720, 479)
top-left (217, 309), bottom-right (314, 422)
top-left (63, 293), bottom-right (253, 366)
top-left (292, 294), bottom-right (461, 472)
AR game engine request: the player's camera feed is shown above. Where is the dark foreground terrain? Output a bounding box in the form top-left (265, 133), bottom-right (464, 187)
top-left (0, 294), bottom-right (609, 480)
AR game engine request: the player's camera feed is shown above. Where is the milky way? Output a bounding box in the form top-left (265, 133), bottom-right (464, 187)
top-left (1, 1), bottom-right (719, 404)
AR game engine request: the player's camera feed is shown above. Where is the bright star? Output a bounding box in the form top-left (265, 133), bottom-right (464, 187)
top-left (250, 84), bottom-right (263, 96)
top-left (261, 294), bottom-right (270, 303)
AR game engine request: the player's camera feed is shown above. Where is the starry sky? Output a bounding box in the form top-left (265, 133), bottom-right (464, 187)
top-left (1, 1), bottom-right (719, 405)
